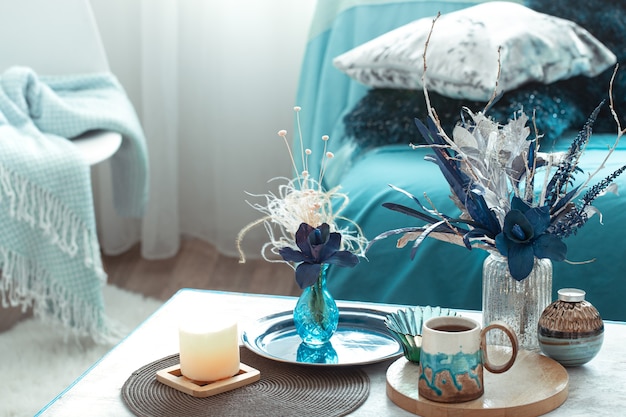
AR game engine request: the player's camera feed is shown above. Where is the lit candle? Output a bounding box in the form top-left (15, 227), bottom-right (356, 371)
top-left (178, 318), bottom-right (240, 382)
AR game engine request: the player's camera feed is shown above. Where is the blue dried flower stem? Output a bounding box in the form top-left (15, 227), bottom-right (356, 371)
top-left (582, 164), bottom-right (626, 206)
top-left (549, 210), bottom-right (586, 239)
top-left (550, 164), bottom-right (626, 238)
top-left (545, 104), bottom-right (601, 209)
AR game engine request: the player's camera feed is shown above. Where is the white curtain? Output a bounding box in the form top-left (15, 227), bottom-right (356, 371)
top-left (89, 0), bottom-right (317, 260)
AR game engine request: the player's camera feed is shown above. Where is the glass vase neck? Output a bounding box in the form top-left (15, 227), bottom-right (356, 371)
top-left (293, 262), bottom-right (338, 346)
top-left (313, 264), bottom-right (330, 286)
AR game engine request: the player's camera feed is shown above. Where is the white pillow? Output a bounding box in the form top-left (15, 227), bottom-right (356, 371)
top-left (333, 1), bottom-right (616, 101)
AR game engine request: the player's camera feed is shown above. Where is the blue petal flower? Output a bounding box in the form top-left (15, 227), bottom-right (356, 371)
top-left (503, 209), bottom-right (534, 243)
top-left (279, 223), bottom-right (359, 289)
top-left (318, 231), bottom-right (341, 261)
top-left (325, 249), bottom-right (360, 268)
top-left (507, 242), bottom-right (536, 281)
top-left (511, 196), bottom-right (531, 212)
top-left (279, 246), bottom-right (307, 263)
top-left (294, 262), bottom-right (322, 289)
top-left (495, 197), bottom-right (567, 281)
top-left (533, 234), bottom-right (567, 262)
top-left (524, 207), bottom-right (550, 235)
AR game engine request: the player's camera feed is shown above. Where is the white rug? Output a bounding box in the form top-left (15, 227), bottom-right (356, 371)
top-left (0, 285), bottom-right (163, 417)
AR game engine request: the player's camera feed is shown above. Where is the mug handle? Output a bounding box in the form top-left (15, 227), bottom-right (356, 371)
top-left (479, 320), bottom-right (518, 374)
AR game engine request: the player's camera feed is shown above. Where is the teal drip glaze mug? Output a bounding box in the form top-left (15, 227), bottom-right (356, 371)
top-left (418, 316), bottom-right (518, 403)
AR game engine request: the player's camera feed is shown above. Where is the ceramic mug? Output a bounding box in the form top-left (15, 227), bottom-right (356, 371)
top-left (418, 316), bottom-right (518, 403)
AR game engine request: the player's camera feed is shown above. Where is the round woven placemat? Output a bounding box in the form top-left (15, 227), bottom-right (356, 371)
top-left (122, 347), bottom-right (370, 417)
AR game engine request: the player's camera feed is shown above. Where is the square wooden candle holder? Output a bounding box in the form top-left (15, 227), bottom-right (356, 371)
top-left (156, 363), bottom-right (260, 398)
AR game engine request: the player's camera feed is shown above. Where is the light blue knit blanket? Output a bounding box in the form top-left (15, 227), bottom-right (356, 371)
top-left (0, 67), bottom-right (149, 342)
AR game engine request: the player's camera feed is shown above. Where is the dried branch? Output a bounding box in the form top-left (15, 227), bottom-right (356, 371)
top-left (568, 65), bottom-right (624, 201)
top-left (484, 46), bottom-right (502, 112)
top-left (421, 12), bottom-right (445, 133)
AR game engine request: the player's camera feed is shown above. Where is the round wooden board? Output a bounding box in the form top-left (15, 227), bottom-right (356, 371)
top-left (386, 348), bottom-right (568, 417)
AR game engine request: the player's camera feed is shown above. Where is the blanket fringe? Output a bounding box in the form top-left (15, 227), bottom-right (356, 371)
top-left (0, 162), bottom-right (106, 281)
top-left (0, 162), bottom-right (114, 343)
top-left (0, 247), bottom-right (121, 344)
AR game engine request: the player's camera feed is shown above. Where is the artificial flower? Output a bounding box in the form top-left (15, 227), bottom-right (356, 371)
top-left (237, 107), bottom-right (367, 284)
top-left (279, 223), bottom-right (359, 288)
top-left (370, 97), bottom-right (625, 280)
top-left (494, 197), bottom-right (567, 280)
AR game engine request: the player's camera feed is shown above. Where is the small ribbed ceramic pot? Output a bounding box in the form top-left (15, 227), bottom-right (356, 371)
top-left (537, 288), bottom-right (604, 366)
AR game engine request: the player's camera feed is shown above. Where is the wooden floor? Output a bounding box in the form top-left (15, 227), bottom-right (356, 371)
top-left (0, 238), bottom-right (300, 331)
top-left (103, 237), bottom-right (301, 302)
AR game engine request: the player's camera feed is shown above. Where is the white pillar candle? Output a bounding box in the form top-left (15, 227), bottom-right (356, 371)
top-left (178, 318), bottom-right (240, 382)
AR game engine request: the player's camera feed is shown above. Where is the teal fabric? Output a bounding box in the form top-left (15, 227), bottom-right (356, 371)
top-left (295, 0), bottom-right (626, 320)
top-left (0, 67), bottom-right (149, 341)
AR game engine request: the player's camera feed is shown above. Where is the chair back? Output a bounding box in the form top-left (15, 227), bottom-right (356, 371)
top-left (0, 0), bottom-right (122, 165)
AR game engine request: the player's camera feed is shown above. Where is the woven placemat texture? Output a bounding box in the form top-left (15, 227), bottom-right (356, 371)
top-left (122, 347), bottom-right (370, 417)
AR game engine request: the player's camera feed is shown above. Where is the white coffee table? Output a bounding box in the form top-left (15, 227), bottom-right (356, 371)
top-left (36, 288), bottom-right (626, 416)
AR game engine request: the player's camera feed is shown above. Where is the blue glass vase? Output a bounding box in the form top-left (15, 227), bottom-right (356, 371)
top-left (293, 264), bottom-right (339, 346)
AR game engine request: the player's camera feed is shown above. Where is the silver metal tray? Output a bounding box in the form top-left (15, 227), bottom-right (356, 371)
top-left (241, 307), bottom-right (402, 366)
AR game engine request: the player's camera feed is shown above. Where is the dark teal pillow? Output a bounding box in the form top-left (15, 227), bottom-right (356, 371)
top-left (343, 84), bottom-right (584, 150)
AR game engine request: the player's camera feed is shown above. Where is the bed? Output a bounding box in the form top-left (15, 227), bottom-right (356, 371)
top-left (294, 0), bottom-right (626, 320)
